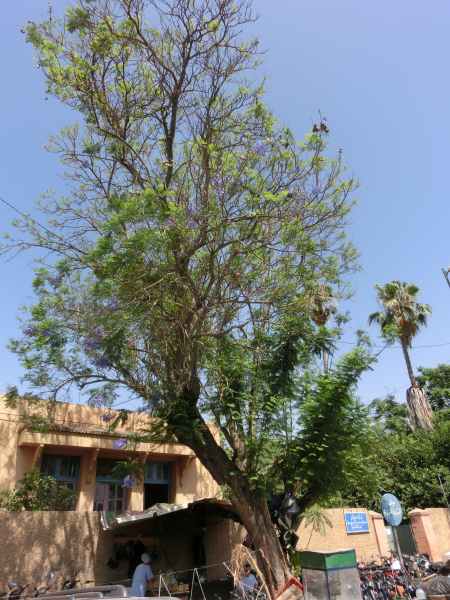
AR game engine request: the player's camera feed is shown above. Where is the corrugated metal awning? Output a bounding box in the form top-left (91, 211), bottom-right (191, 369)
top-left (101, 498), bottom-right (240, 532)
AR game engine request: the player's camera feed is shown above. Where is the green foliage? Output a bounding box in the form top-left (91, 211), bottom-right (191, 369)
top-left (301, 504), bottom-right (333, 536)
top-left (10, 0), bottom-right (358, 458)
top-left (332, 401), bottom-right (450, 513)
top-left (111, 459), bottom-right (144, 482)
top-left (205, 327), bottom-right (372, 500)
top-left (374, 414), bottom-right (450, 512)
top-left (368, 394), bottom-right (410, 435)
top-left (417, 364), bottom-right (450, 411)
top-left (273, 349), bottom-right (374, 509)
top-left (0, 471), bottom-right (76, 511)
top-left (369, 280), bottom-right (431, 347)
top-left (4, 2), bottom-right (368, 577)
top-left (369, 280), bottom-right (434, 430)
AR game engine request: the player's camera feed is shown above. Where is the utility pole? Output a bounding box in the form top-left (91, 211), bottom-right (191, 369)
top-left (442, 267), bottom-right (450, 289)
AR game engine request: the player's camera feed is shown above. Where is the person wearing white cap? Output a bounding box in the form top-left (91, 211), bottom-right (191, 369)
top-left (130, 553), bottom-right (154, 597)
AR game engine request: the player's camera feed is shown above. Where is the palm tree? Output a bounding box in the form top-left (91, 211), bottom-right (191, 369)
top-left (369, 281), bottom-right (433, 430)
top-left (308, 284), bottom-right (337, 372)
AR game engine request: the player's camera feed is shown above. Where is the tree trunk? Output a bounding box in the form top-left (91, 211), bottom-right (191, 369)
top-left (400, 340), bottom-right (434, 430)
top-left (167, 390), bottom-right (291, 598)
top-left (400, 339), bottom-right (416, 387)
top-left (229, 491), bottom-right (291, 598)
top-left (406, 386), bottom-right (434, 431)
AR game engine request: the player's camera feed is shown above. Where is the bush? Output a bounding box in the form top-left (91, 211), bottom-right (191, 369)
top-left (0, 471), bottom-right (76, 511)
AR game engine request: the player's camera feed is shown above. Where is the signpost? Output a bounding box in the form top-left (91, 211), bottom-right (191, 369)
top-left (344, 512), bottom-right (370, 534)
top-left (381, 493), bottom-right (404, 570)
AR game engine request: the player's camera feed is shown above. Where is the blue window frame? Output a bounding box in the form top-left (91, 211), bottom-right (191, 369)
top-left (94, 458), bottom-right (128, 513)
top-left (144, 462), bottom-right (170, 484)
top-left (95, 458), bottom-right (123, 483)
top-left (41, 455), bottom-right (80, 484)
top-left (40, 455), bottom-right (80, 509)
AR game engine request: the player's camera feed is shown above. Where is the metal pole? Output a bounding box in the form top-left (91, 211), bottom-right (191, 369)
top-left (437, 474), bottom-right (450, 517)
top-left (392, 526), bottom-right (405, 572)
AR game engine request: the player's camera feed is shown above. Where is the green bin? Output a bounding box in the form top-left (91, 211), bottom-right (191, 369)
top-left (298, 550), bottom-right (362, 600)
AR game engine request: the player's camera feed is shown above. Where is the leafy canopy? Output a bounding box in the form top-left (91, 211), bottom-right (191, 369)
top-left (3, 1), bottom-right (368, 529)
top-left (417, 364), bottom-right (450, 411)
top-left (369, 280), bottom-right (431, 346)
top-left (331, 396), bottom-right (450, 513)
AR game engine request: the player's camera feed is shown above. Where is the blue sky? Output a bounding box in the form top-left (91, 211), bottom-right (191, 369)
top-left (0, 1), bottom-right (449, 405)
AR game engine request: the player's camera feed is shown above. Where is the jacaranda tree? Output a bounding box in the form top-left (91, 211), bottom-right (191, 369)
top-left (3, 0), bottom-right (367, 593)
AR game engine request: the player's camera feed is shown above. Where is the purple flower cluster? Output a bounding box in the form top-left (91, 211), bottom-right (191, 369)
top-left (48, 274), bottom-right (63, 288)
top-left (24, 325), bottom-right (52, 338)
top-left (253, 140), bottom-right (269, 156)
top-left (105, 297), bottom-right (119, 311)
top-left (113, 438), bottom-right (128, 450)
top-left (83, 326), bottom-right (106, 353)
top-left (93, 356), bottom-right (111, 369)
top-left (163, 216), bottom-right (176, 227)
top-left (83, 338), bottom-right (102, 352)
top-left (122, 475), bottom-right (135, 489)
top-left (101, 413), bottom-right (114, 423)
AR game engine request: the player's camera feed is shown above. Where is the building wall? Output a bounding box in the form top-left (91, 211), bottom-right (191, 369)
top-left (204, 519), bottom-right (246, 581)
top-left (297, 508), bottom-right (390, 562)
top-left (0, 404), bottom-right (23, 491)
top-left (0, 511), bottom-right (113, 592)
top-left (409, 508), bottom-right (450, 562)
top-left (7, 507), bottom-right (446, 592)
top-left (0, 398), bottom-right (220, 510)
top-left (429, 508), bottom-right (450, 561)
top-left (0, 511), bottom-right (230, 592)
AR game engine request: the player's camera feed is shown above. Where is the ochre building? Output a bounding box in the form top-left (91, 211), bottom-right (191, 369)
top-left (0, 397), bottom-right (219, 511)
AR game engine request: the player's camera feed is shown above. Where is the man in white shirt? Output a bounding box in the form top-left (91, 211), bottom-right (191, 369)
top-left (130, 553), bottom-right (154, 597)
top-left (238, 564), bottom-right (258, 597)
top-left (390, 556), bottom-right (401, 572)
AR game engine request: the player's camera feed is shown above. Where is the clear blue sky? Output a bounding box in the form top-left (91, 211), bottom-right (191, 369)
top-left (1, 1), bottom-right (449, 405)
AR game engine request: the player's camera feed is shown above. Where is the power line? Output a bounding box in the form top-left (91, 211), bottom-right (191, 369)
top-left (339, 340), bottom-right (450, 350)
top-left (0, 195), bottom-right (87, 257)
top-left (2, 195), bottom-right (449, 352)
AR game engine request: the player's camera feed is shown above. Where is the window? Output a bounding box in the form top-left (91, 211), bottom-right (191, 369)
top-left (40, 455), bottom-right (80, 509)
top-left (144, 462), bottom-right (170, 484)
top-left (94, 482), bottom-right (126, 512)
top-left (144, 462), bottom-right (171, 509)
top-left (41, 455), bottom-right (80, 485)
top-left (94, 458), bottom-right (128, 513)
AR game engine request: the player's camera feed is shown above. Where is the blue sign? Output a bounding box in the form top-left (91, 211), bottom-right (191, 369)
top-left (381, 493), bottom-right (403, 527)
top-left (344, 512), bottom-right (370, 534)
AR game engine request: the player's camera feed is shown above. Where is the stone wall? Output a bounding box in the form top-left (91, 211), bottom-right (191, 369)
top-left (6, 507), bottom-right (448, 592)
top-left (297, 508), bottom-right (390, 562)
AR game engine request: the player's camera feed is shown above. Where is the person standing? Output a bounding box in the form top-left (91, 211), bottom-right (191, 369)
top-left (238, 564), bottom-right (258, 597)
top-left (390, 553), bottom-right (401, 572)
top-left (129, 537), bottom-right (147, 578)
top-left (130, 553), bottom-right (154, 597)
